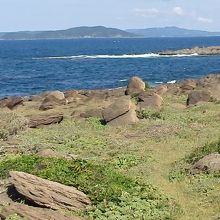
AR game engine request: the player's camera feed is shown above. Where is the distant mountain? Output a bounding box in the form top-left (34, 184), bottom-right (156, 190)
top-left (126, 26), bottom-right (220, 38)
top-left (0, 26), bottom-right (138, 40)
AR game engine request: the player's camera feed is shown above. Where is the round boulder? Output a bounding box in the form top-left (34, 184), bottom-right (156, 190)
top-left (125, 76), bottom-right (146, 95)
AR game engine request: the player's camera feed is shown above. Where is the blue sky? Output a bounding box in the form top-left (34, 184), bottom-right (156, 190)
top-left (0, 0), bottom-right (219, 32)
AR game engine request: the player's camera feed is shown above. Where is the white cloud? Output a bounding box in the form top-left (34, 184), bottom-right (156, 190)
top-left (197, 17), bottom-right (213, 24)
top-left (173, 7), bottom-right (184, 16)
top-left (134, 8), bottom-right (160, 17)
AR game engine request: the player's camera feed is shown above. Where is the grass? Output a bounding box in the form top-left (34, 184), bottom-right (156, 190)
top-left (0, 93), bottom-right (220, 219)
top-left (0, 155), bottom-right (179, 219)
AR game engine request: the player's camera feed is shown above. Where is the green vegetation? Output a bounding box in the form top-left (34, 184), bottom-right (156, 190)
top-left (5, 214), bottom-right (25, 220)
top-left (137, 109), bottom-right (163, 120)
top-left (0, 155), bottom-right (178, 219)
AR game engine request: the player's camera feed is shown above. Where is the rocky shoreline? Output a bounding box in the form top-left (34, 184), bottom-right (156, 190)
top-left (159, 46), bottom-right (220, 56)
top-left (0, 73), bottom-right (220, 220)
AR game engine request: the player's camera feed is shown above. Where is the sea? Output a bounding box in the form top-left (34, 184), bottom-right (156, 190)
top-left (1, 37), bottom-right (220, 97)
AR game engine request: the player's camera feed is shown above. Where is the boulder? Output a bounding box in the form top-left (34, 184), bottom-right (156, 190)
top-left (28, 113), bottom-right (63, 128)
top-left (179, 80), bottom-right (197, 93)
top-left (9, 171), bottom-right (91, 211)
top-left (190, 153), bottom-right (220, 174)
top-left (154, 85), bottom-right (168, 96)
top-left (107, 109), bottom-right (139, 126)
top-left (0, 203), bottom-right (81, 220)
top-left (103, 97), bottom-right (132, 123)
top-left (138, 93), bottom-right (163, 110)
top-left (39, 95), bottom-right (66, 111)
top-left (125, 76), bottom-right (145, 95)
top-left (0, 97), bottom-right (23, 110)
top-left (45, 91), bottom-right (65, 100)
top-left (102, 97), bottom-right (139, 126)
top-left (187, 90), bottom-right (212, 106)
top-left (80, 109), bottom-right (103, 119)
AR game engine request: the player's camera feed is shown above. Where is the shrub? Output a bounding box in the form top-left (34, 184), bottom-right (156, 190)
top-left (0, 112), bottom-right (28, 140)
top-left (137, 109), bottom-right (163, 120)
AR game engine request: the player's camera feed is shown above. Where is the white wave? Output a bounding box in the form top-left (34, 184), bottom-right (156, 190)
top-left (33, 53), bottom-right (199, 60)
top-left (167, 80), bottom-right (177, 84)
top-left (119, 79), bottom-right (128, 82)
top-left (155, 81), bottom-right (163, 84)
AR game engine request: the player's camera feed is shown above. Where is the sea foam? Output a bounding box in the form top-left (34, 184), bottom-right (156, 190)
top-left (33, 53), bottom-right (199, 60)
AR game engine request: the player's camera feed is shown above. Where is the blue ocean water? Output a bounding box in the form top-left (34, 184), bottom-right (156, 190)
top-left (0, 37), bottom-right (220, 97)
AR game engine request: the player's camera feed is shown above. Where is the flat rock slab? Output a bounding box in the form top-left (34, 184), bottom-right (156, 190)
top-left (9, 171), bottom-right (91, 211)
top-left (28, 113), bottom-right (64, 128)
top-left (0, 202), bottom-right (81, 220)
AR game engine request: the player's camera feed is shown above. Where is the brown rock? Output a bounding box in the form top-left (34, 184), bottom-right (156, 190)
top-left (103, 97), bottom-right (138, 126)
top-left (179, 80), bottom-right (197, 93)
top-left (39, 96), bottom-right (67, 111)
top-left (138, 93), bottom-right (163, 110)
top-left (154, 85), bottom-right (168, 96)
top-left (187, 90), bottom-right (212, 106)
top-left (0, 203), bottom-right (81, 220)
top-left (9, 171), bottom-right (91, 211)
top-left (125, 76), bottom-right (145, 95)
top-left (28, 113), bottom-right (63, 128)
top-left (0, 97), bottom-right (23, 110)
top-left (190, 153), bottom-right (220, 174)
top-left (107, 109), bottom-right (139, 126)
top-left (102, 97), bottom-right (132, 122)
top-left (80, 109), bottom-right (103, 119)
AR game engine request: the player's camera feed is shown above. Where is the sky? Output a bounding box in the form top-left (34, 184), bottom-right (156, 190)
top-left (0, 0), bottom-right (219, 32)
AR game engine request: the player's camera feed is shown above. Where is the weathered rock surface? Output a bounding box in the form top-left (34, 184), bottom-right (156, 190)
top-left (40, 91), bottom-right (67, 110)
top-left (159, 46), bottom-right (220, 56)
top-left (28, 113), bottom-right (63, 128)
top-left (138, 93), bottom-right (163, 110)
top-left (9, 171), bottom-right (91, 211)
top-left (125, 76), bottom-right (145, 95)
top-left (187, 90), bottom-right (212, 106)
top-left (0, 97), bottom-right (23, 109)
top-left (191, 153), bottom-right (220, 174)
top-left (154, 85), bottom-right (168, 96)
top-left (0, 203), bottom-right (81, 220)
top-left (103, 97), bottom-right (138, 125)
top-left (80, 109), bottom-right (103, 119)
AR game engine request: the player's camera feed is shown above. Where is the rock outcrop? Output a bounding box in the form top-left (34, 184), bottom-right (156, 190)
top-left (28, 113), bottom-right (63, 128)
top-left (0, 203), bottom-right (81, 220)
top-left (103, 97), bottom-right (139, 126)
top-left (190, 153), bottom-right (220, 174)
top-left (159, 46), bottom-right (220, 56)
top-left (125, 76), bottom-right (146, 95)
top-left (9, 171), bottom-right (91, 211)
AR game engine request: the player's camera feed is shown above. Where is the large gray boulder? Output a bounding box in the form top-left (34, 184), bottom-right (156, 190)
top-left (9, 171), bottom-right (91, 211)
top-left (125, 76), bottom-right (145, 95)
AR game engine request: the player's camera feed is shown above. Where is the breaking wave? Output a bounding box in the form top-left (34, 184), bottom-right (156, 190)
top-left (33, 53), bottom-right (199, 60)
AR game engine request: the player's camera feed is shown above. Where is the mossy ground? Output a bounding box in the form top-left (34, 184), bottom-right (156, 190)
top-left (0, 93), bottom-right (220, 219)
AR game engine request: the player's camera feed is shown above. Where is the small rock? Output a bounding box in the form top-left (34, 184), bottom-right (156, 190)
top-left (0, 97), bottom-right (23, 110)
